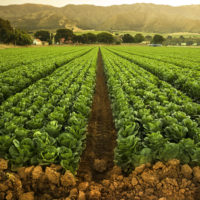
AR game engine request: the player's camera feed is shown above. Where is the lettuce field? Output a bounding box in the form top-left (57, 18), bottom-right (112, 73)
top-left (0, 46), bottom-right (200, 200)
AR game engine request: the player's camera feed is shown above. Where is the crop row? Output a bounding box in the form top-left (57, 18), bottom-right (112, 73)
top-left (0, 46), bottom-right (86, 73)
top-left (107, 47), bottom-right (200, 101)
top-left (0, 47), bottom-right (93, 103)
top-left (101, 47), bottom-right (200, 172)
top-left (120, 46), bottom-right (200, 63)
top-left (0, 48), bottom-right (98, 172)
top-left (116, 47), bottom-right (200, 71)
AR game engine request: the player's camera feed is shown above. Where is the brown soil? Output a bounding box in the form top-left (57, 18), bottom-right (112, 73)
top-left (0, 159), bottom-right (200, 200)
top-left (77, 49), bottom-right (117, 182)
top-left (0, 44), bottom-right (22, 49)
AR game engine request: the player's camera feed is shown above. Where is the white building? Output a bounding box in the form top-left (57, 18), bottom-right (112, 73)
top-left (33, 39), bottom-right (42, 45)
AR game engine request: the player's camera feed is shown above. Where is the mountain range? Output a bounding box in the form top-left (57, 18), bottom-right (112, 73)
top-left (0, 3), bottom-right (200, 33)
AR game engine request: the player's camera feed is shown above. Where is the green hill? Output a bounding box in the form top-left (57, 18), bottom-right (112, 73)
top-left (0, 3), bottom-right (200, 33)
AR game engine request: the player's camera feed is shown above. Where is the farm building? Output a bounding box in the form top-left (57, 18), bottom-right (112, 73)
top-left (33, 39), bottom-right (42, 45)
top-left (141, 41), bottom-right (150, 45)
top-left (59, 38), bottom-right (73, 44)
top-left (181, 42), bottom-right (187, 46)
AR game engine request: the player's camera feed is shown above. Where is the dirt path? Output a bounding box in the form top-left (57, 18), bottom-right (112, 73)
top-left (77, 49), bottom-right (117, 182)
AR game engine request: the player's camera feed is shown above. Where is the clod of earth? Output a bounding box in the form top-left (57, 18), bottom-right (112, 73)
top-left (93, 159), bottom-right (107, 173)
top-left (0, 159), bottom-right (199, 200)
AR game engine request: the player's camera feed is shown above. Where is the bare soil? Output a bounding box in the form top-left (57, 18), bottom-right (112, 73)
top-left (0, 45), bottom-right (30, 49)
top-left (77, 49), bottom-right (117, 182)
top-left (0, 159), bottom-right (200, 200)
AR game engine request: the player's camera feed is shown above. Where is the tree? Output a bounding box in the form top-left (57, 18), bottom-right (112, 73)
top-left (145, 35), bottom-right (153, 41)
top-left (0, 18), bottom-right (13, 43)
top-left (80, 34), bottom-right (88, 43)
top-left (167, 35), bottom-right (173, 40)
top-left (134, 33), bottom-right (145, 43)
top-left (80, 33), bottom-right (97, 44)
top-left (97, 32), bottom-right (114, 43)
top-left (0, 17), bottom-right (32, 45)
top-left (85, 33), bottom-right (97, 43)
top-left (196, 39), bottom-right (200, 46)
top-left (55, 29), bottom-right (73, 43)
top-left (34, 30), bottom-right (50, 42)
top-left (72, 35), bottom-right (83, 43)
top-left (186, 40), bottom-right (193, 46)
top-left (15, 30), bottom-right (33, 45)
top-left (114, 35), bottom-right (122, 45)
top-left (122, 34), bottom-right (134, 43)
top-left (152, 34), bottom-right (165, 44)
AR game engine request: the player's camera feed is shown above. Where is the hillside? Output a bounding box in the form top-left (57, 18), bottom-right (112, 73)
top-left (0, 3), bottom-right (200, 32)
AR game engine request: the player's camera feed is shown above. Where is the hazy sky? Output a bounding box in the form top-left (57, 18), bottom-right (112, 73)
top-left (0, 0), bottom-right (200, 7)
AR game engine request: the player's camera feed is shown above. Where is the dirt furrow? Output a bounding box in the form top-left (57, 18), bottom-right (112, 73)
top-left (77, 49), bottom-right (117, 182)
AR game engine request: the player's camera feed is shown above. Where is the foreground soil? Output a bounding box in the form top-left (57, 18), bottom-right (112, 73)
top-left (0, 158), bottom-right (200, 200)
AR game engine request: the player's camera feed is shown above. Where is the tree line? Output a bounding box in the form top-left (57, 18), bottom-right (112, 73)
top-left (122, 34), bottom-right (165, 44)
top-left (163, 35), bottom-right (200, 46)
top-left (121, 33), bottom-right (200, 45)
top-left (0, 18), bottom-right (32, 45)
top-left (33, 29), bottom-right (200, 46)
top-left (34, 29), bottom-right (168, 45)
top-left (34, 29), bottom-right (115, 44)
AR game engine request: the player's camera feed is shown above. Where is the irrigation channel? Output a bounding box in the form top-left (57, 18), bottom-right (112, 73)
top-left (77, 49), bottom-right (117, 182)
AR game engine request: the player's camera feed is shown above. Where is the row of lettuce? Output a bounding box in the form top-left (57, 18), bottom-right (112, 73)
top-left (0, 47), bottom-right (93, 103)
top-left (106, 47), bottom-right (200, 102)
top-left (0, 47), bottom-right (98, 172)
top-left (101, 47), bottom-right (200, 172)
top-left (115, 46), bottom-right (200, 71)
top-left (0, 46), bottom-right (87, 73)
top-left (114, 46), bottom-right (200, 68)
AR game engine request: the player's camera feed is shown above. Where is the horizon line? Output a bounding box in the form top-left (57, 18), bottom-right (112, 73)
top-left (0, 2), bottom-right (200, 8)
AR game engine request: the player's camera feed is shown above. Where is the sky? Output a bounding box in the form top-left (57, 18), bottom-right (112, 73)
top-left (0, 0), bottom-right (200, 7)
